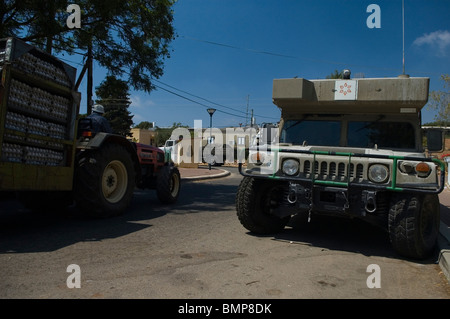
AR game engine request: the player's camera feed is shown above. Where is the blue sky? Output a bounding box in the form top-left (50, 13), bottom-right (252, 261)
top-left (72, 0), bottom-right (450, 128)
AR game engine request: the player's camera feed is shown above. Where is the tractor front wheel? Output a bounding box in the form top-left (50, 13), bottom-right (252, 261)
top-left (156, 165), bottom-right (181, 204)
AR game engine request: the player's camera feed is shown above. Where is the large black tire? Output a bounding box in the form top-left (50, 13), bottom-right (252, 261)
top-left (388, 193), bottom-right (440, 259)
top-left (236, 177), bottom-right (290, 234)
top-left (74, 144), bottom-right (135, 218)
top-left (156, 165), bottom-right (181, 204)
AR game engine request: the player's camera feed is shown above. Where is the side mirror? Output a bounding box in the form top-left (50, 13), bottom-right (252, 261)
top-left (426, 129), bottom-right (444, 152)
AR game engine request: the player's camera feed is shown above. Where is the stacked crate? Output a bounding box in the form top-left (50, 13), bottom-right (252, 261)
top-left (0, 37), bottom-right (78, 168)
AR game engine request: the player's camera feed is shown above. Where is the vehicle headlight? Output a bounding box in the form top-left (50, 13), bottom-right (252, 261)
top-left (399, 161), bottom-right (414, 173)
top-left (368, 164), bottom-right (389, 183)
top-left (282, 159), bottom-right (299, 176)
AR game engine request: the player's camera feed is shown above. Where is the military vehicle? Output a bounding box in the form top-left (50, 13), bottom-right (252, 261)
top-left (236, 71), bottom-right (445, 259)
top-left (0, 37), bottom-right (180, 217)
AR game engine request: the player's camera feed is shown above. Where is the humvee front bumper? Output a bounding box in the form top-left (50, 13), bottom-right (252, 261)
top-left (238, 148), bottom-right (445, 195)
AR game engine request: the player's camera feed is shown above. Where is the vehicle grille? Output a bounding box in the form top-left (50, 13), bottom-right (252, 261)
top-left (302, 160), bottom-right (365, 181)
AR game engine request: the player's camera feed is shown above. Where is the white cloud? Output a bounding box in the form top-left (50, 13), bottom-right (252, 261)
top-left (131, 113), bottom-right (146, 125)
top-left (129, 95), bottom-right (157, 125)
top-left (130, 95), bottom-right (155, 108)
top-left (413, 30), bottom-right (450, 56)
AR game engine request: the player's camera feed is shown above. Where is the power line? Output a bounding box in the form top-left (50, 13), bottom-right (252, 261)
top-left (153, 83), bottom-right (279, 122)
top-left (93, 66), bottom-right (277, 122)
top-left (181, 35), bottom-right (442, 76)
top-left (92, 61), bottom-right (278, 121)
top-left (182, 35), bottom-right (300, 60)
top-left (41, 39), bottom-right (281, 122)
top-left (152, 83), bottom-right (248, 119)
top-left (152, 79), bottom-right (279, 120)
top-left (152, 78), bottom-right (247, 115)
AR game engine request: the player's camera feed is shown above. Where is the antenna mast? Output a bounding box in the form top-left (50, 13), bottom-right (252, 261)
top-left (402, 0), bottom-right (405, 75)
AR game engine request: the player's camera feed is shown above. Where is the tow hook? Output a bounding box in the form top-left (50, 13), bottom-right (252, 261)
top-left (287, 192), bottom-right (297, 204)
top-left (287, 182), bottom-right (307, 204)
top-left (364, 191), bottom-right (377, 213)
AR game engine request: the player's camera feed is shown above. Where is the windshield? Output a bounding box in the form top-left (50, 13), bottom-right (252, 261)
top-left (281, 120), bottom-right (341, 146)
top-left (347, 121), bottom-right (415, 149)
top-left (281, 120), bottom-right (416, 149)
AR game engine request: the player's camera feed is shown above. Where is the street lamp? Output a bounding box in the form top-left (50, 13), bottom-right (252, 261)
top-left (206, 108), bottom-right (216, 170)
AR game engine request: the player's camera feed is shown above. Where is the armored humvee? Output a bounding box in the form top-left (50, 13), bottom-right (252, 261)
top-left (236, 72), bottom-right (445, 259)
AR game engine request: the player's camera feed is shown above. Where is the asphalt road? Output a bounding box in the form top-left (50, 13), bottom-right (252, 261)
top-left (0, 167), bottom-right (450, 301)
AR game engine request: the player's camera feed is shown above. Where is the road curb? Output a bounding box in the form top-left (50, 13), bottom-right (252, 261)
top-left (181, 169), bottom-right (231, 181)
top-left (438, 248), bottom-right (450, 283)
top-left (438, 221), bottom-right (450, 283)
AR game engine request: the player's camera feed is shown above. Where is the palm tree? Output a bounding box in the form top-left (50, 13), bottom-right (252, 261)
top-left (326, 70), bottom-right (343, 79)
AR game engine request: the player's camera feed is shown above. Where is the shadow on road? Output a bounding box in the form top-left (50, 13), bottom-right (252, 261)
top-left (1, 177), bottom-right (443, 265)
top-left (168, 180), bottom-right (238, 213)
top-left (0, 192), bottom-right (170, 254)
top-left (254, 213), bottom-right (441, 264)
top-left (0, 180), bottom-right (238, 254)
top-left (0, 201), bottom-right (153, 254)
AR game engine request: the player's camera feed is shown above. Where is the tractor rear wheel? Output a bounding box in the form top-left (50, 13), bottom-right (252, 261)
top-left (74, 144), bottom-right (135, 218)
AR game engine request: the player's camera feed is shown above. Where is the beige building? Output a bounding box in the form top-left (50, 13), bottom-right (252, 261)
top-left (130, 128), bottom-right (157, 146)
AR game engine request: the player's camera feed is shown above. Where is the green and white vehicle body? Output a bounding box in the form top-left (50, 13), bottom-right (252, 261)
top-left (237, 75), bottom-right (445, 259)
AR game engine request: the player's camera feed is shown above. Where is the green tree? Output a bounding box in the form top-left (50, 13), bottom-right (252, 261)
top-left (326, 70), bottom-right (343, 79)
top-left (427, 74), bottom-right (450, 127)
top-left (1, 0), bottom-right (176, 92)
top-left (135, 121), bottom-right (154, 129)
top-left (155, 122), bottom-right (188, 146)
top-left (0, 0), bottom-right (70, 53)
top-left (95, 75), bottom-right (133, 137)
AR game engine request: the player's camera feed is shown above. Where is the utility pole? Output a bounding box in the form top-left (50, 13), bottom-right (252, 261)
top-left (245, 95), bottom-right (249, 126)
top-left (206, 108), bottom-right (216, 170)
top-left (87, 41), bottom-right (93, 114)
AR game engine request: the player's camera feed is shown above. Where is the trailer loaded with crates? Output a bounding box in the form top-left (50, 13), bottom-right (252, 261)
top-left (0, 37), bottom-right (181, 217)
top-left (0, 37), bottom-right (78, 191)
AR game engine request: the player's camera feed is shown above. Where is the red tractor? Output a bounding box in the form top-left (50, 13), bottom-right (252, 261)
top-left (74, 119), bottom-right (181, 217)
